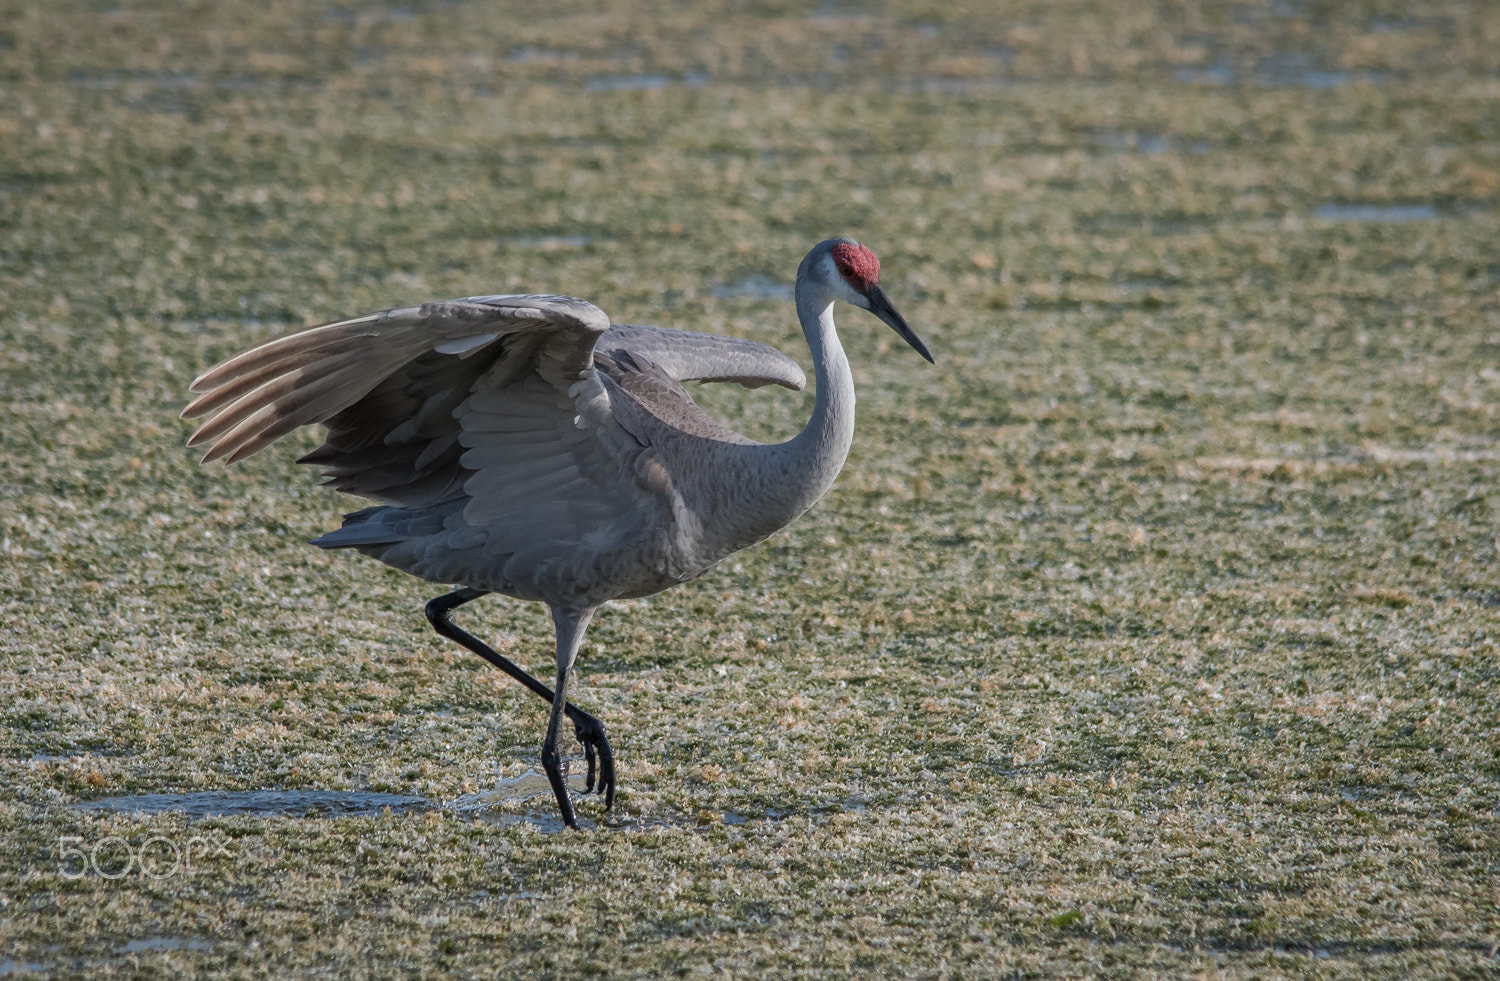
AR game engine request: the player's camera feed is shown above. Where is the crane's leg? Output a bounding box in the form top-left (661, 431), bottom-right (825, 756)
top-left (542, 607), bottom-right (595, 830)
top-left (425, 589), bottom-right (615, 810)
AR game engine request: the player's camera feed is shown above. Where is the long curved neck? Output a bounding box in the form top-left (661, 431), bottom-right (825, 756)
top-left (690, 278), bottom-right (857, 559)
top-left (768, 282), bottom-right (856, 520)
top-left (791, 285), bottom-right (855, 466)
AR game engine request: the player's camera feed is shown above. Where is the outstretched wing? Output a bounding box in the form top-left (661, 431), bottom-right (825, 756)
top-left (181, 295), bottom-right (647, 520)
top-left (180, 298), bottom-right (808, 592)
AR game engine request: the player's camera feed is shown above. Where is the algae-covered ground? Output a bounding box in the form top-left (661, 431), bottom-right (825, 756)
top-left (2, 1), bottom-right (1498, 977)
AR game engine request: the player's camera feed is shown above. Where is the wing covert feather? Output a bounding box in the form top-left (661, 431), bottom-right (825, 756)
top-left (598, 324), bottom-right (805, 391)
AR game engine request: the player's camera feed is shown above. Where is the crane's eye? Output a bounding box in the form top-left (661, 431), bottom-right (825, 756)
top-left (836, 263), bottom-right (852, 277)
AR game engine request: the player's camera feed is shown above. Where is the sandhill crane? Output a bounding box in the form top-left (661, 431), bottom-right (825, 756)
top-left (182, 237), bottom-right (932, 828)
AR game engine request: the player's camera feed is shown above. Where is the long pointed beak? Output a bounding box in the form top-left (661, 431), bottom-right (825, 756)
top-left (865, 285), bottom-right (934, 364)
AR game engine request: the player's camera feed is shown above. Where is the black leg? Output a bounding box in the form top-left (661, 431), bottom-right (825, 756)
top-left (425, 589), bottom-right (615, 810)
top-left (541, 658), bottom-right (578, 828)
top-left (539, 606), bottom-right (596, 830)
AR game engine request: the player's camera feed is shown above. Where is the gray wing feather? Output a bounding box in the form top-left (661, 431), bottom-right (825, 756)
top-left (598, 324), bottom-right (806, 391)
top-left (182, 293), bottom-right (612, 481)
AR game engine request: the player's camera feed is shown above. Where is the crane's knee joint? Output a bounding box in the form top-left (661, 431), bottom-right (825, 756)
top-left (426, 588), bottom-right (488, 629)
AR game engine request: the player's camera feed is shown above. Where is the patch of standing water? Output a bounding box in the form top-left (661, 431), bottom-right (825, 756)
top-left (1256, 52), bottom-right (1385, 88)
top-left (1175, 64), bottom-right (1234, 85)
top-left (68, 69), bottom-right (200, 89)
top-left (1315, 202), bottom-right (1438, 222)
top-left (75, 778), bottom-right (795, 832)
top-left (74, 790), bottom-right (429, 818)
top-left (585, 72), bottom-right (707, 91)
top-left (1176, 54), bottom-right (1386, 89)
top-left (75, 780), bottom-right (596, 832)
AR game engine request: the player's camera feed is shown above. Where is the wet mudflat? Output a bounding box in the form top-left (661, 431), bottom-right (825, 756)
top-left (1, 1), bottom-right (1497, 978)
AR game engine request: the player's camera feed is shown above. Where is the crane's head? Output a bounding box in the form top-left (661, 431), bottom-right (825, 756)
top-left (808, 237), bottom-right (934, 364)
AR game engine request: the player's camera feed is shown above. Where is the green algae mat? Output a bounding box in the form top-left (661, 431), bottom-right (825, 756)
top-left (2, 1), bottom-right (1497, 977)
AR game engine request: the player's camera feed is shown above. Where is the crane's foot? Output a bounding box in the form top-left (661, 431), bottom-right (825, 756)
top-left (566, 706), bottom-right (616, 811)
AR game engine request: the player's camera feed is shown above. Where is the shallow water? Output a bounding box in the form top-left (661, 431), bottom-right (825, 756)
top-left (74, 790), bottom-right (429, 818)
top-left (74, 776), bottom-right (793, 834)
top-left (1314, 202), bottom-right (1439, 222)
top-left (585, 73), bottom-right (707, 91)
top-left (446, 771), bottom-right (584, 811)
top-left (73, 772), bottom-right (594, 829)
